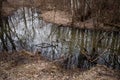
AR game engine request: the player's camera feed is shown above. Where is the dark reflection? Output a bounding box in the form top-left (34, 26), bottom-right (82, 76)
top-left (0, 16), bottom-right (16, 51)
top-left (0, 7), bottom-right (120, 69)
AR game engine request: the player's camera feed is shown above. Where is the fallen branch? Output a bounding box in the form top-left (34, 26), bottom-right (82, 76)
top-left (80, 46), bottom-right (110, 63)
top-left (104, 23), bottom-right (120, 28)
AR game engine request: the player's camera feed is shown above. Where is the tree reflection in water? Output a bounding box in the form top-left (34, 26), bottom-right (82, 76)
top-left (0, 7), bottom-right (120, 69)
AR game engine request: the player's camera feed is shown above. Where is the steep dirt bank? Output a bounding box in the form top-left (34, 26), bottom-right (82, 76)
top-left (0, 52), bottom-right (120, 80)
top-left (2, 0), bottom-right (120, 31)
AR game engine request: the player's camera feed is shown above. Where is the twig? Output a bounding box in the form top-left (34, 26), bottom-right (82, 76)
top-left (80, 46), bottom-right (110, 63)
top-left (104, 23), bottom-right (120, 28)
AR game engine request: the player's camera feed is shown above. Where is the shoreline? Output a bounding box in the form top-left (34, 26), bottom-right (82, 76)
top-left (2, 1), bottom-right (120, 32)
top-left (0, 52), bottom-right (119, 80)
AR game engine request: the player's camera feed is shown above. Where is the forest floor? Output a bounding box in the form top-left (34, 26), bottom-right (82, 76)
top-left (1, 1), bottom-right (120, 80)
top-left (0, 52), bottom-right (120, 80)
top-left (2, 0), bottom-right (119, 31)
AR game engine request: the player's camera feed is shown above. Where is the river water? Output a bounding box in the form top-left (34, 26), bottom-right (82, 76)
top-left (1, 7), bottom-right (120, 69)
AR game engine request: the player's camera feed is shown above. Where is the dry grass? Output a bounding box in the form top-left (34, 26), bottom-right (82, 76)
top-left (76, 65), bottom-right (120, 80)
top-left (41, 10), bottom-right (72, 26)
top-left (0, 52), bottom-right (80, 80)
top-left (0, 51), bottom-right (120, 80)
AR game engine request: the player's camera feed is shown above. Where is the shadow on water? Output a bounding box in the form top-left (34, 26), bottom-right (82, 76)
top-left (0, 7), bottom-right (120, 69)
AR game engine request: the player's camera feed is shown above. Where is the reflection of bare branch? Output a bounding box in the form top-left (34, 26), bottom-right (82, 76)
top-left (89, 48), bottom-right (108, 62)
top-left (9, 17), bottom-right (25, 49)
top-left (34, 43), bottom-right (57, 48)
top-left (47, 25), bottom-right (57, 39)
top-left (80, 45), bottom-right (111, 63)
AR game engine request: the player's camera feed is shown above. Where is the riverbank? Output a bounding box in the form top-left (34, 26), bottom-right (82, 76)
top-left (2, 0), bottom-right (120, 32)
top-left (0, 51), bottom-right (120, 80)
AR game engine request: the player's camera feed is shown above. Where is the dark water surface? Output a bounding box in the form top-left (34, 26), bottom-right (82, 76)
top-left (1, 7), bottom-right (120, 69)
